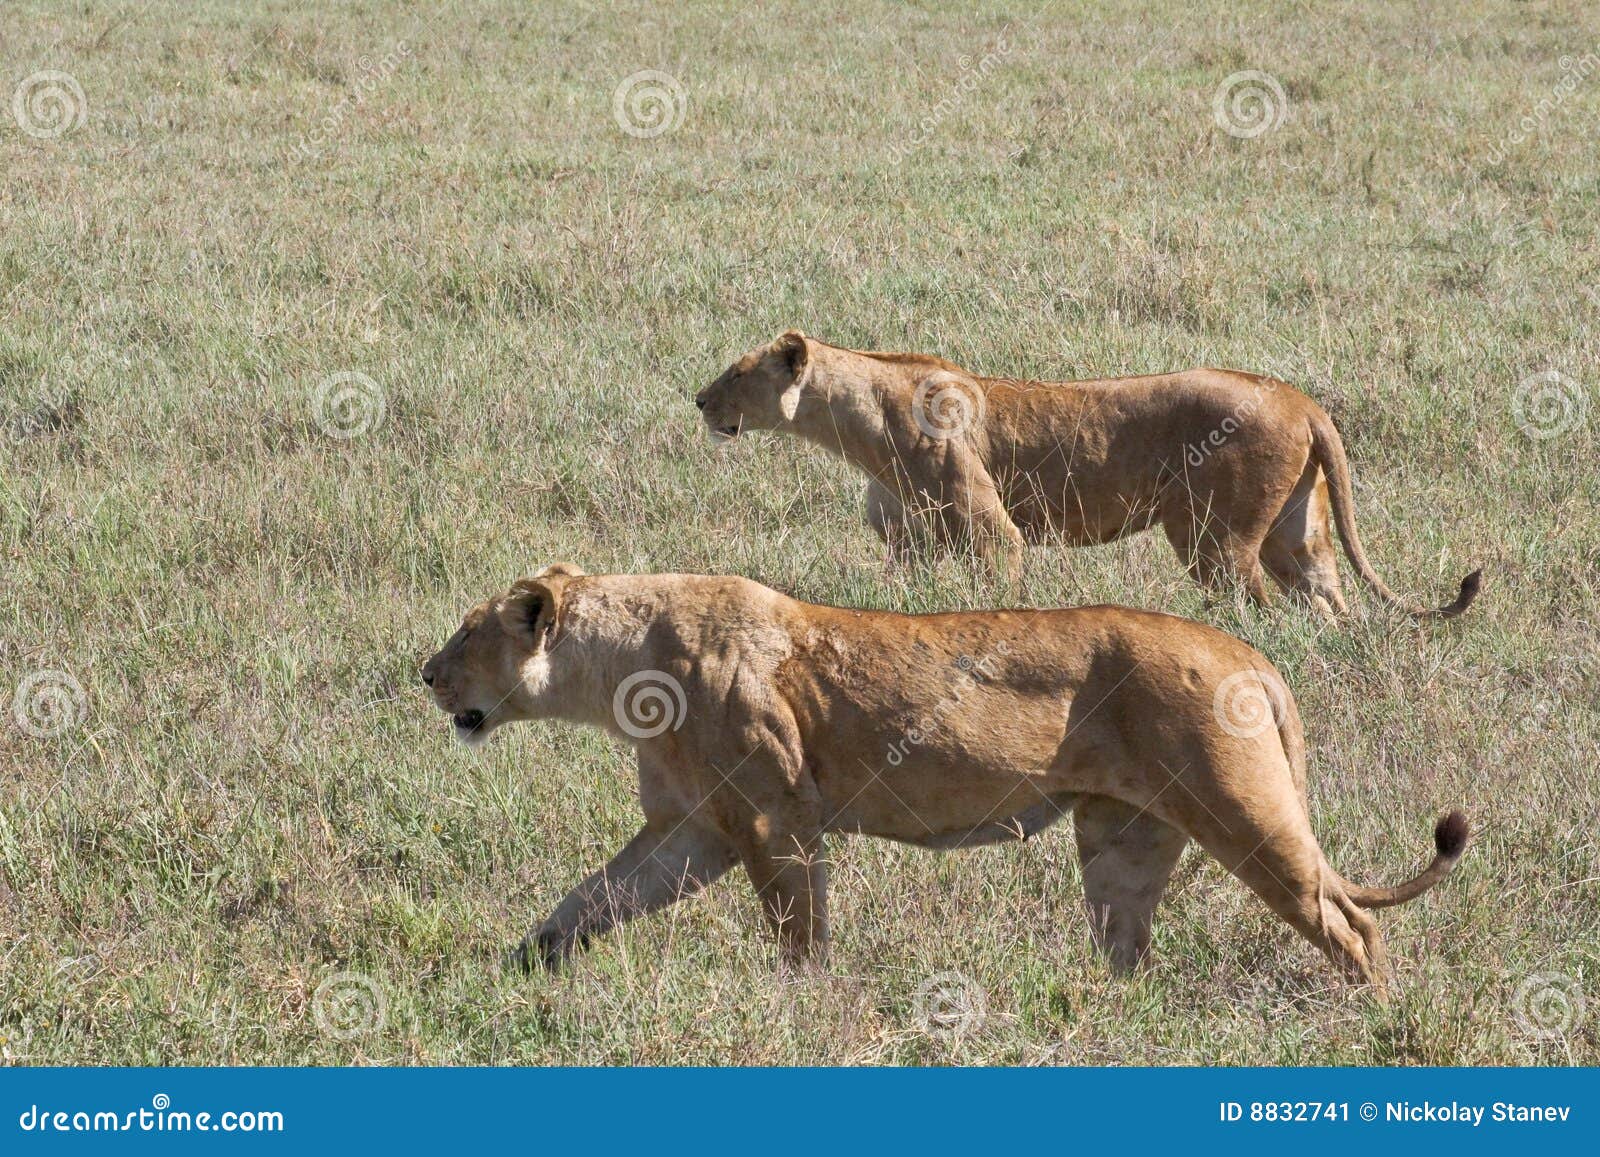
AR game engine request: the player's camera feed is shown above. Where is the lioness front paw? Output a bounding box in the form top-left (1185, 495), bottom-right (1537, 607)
top-left (503, 940), bottom-right (537, 975)
top-left (506, 928), bottom-right (588, 975)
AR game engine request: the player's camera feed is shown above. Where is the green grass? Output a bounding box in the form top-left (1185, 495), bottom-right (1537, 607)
top-left (2, 0), bottom-right (1598, 1065)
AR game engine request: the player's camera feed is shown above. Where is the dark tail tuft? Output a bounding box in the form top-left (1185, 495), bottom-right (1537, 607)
top-left (1343, 809), bottom-right (1471, 910)
top-left (1425, 567), bottom-right (1482, 620)
top-left (1434, 810), bottom-right (1470, 860)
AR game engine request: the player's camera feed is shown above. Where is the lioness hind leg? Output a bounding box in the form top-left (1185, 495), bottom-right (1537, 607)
top-left (1162, 517), bottom-right (1272, 605)
top-left (1073, 796), bottom-right (1189, 973)
top-left (1160, 456), bottom-right (1309, 605)
top-left (1331, 887), bottom-right (1389, 983)
top-left (1261, 464), bottom-right (1347, 614)
top-left (1169, 796), bottom-right (1391, 990)
top-left (1158, 492), bottom-right (1273, 604)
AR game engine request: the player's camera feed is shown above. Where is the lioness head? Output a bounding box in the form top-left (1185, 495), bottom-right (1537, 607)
top-left (694, 329), bottom-right (812, 439)
top-left (420, 563), bottom-right (585, 747)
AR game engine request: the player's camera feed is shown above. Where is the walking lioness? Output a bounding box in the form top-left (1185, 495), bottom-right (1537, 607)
top-left (421, 565), bottom-right (1468, 987)
top-left (694, 331), bottom-right (1480, 617)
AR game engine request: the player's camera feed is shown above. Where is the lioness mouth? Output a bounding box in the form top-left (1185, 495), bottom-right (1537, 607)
top-left (715, 425), bottom-right (739, 438)
top-left (453, 709), bottom-right (485, 732)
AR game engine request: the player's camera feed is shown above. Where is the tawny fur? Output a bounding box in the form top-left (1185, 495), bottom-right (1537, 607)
top-left (422, 566), bottom-right (1469, 988)
top-left (695, 331), bottom-right (1480, 618)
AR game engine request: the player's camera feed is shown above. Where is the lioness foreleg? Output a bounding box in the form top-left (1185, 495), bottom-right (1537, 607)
top-left (1073, 796), bottom-right (1189, 972)
top-left (865, 478), bottom-right (918, 567)
top-left (513, 815), bottom-right (736, 972)
top-left (899, 447), bottom-right (1024, 577)
top-left (735, 826), bottom-right (829, 968)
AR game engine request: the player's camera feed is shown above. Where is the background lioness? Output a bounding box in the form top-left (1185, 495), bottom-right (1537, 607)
top-left (422, 565), bottom-right (1468, 987)
top-left (696, 332), bottom-right (1481, 618)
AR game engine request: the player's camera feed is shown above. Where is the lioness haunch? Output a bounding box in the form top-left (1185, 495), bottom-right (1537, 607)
top-left (422, 565), bottom-right (1468, 988)
top-left (695, 331), bottom-right (1480, 619)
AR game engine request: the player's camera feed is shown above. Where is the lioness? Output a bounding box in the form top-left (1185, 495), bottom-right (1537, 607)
top-left (694, 331), bottom-right (1481, 618)
top-left (421, 565), bottom-right (1468, 987)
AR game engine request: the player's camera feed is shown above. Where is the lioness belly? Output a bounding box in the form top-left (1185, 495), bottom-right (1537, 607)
top-left (853, 792), bottom-right (1085, 849)
top-left (819, 762), bottom-right (1058, 842)
top-left (810, 720), bottom-right (1118, 843)
top-left (995, 466), bottom-right (1160, 546)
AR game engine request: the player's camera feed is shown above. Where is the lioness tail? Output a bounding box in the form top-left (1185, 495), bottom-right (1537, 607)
top-left (1307, 412), bottom-right (1481, 619)
top-left (1341, 811), bottom-right (1470, 910)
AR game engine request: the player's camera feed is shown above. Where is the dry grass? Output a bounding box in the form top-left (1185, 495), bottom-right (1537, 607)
top-left (1, 0), bottom-right (1597, 1064)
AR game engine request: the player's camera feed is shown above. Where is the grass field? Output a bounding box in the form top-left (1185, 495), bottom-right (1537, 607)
top-left (2, 0), bottom-right (1598, 1065)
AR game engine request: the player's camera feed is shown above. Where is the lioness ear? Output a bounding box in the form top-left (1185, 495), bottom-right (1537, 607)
top-left (534, 562), bottom-right (586, 578)
top-left (772, 329), bottom-right (810, 422)
top-left (498, 576), bottom-right (564, 646)
top-left (773, 329), bottom-right (808, 371)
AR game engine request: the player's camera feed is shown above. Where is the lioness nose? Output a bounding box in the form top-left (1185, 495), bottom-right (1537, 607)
top-left (694, 394), bottom-right (707, 410)
top-left (421, 668), bottom-right (435, 687)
